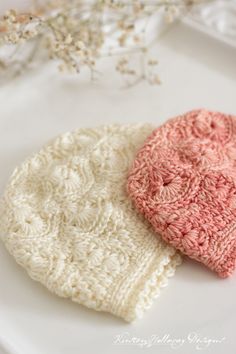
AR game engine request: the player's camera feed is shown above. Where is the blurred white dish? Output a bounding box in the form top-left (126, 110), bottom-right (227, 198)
top-left (183, 0), bottom-right (236, 48)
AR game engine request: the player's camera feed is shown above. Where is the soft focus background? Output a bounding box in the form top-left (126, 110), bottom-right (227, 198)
top-left (0, 1), bottom-right (236, 354)
top-left (0, 0), bottom-right (31, 13)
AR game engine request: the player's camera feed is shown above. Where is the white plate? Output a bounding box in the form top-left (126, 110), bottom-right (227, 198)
top-left (0, 15), bottom-right (236, 354)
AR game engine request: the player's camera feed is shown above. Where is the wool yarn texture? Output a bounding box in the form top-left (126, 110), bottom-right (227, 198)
top-left (0, 124), bottom-right (181, 322)
top-left (128, 109), bottom-right (236, 278)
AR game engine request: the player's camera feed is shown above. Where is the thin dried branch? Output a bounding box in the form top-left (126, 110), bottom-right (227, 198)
top-left (0, 0), bottom-right (212, 85)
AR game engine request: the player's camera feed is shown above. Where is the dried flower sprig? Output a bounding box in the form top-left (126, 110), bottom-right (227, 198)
top-left (0, 0), bottom-right (211, 85)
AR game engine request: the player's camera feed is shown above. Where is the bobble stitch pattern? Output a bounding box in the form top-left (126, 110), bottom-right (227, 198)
top-left (128, 110), bottom-right (236, 278)
top-left (0, 124), bottom-right (181, 322)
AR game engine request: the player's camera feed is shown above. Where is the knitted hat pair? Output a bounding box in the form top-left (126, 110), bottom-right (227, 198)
top-left (128, 109), bottom-right (236, 278)
top-left (0, 124), bottom-right (181, 322)
top-left (1, 109), bottom-right (236, 323)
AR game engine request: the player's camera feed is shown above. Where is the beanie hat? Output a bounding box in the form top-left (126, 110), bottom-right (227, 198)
top-left (127, 110), bottom-right (236, 278)
top-left (0, 124), bottom-right (181, 322)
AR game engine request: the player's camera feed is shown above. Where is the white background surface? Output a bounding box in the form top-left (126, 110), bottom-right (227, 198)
top-left (0, 7), bottom-right (236, 354)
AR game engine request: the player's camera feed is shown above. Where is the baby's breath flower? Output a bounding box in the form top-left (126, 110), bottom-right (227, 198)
top-left (4, 32), bottom-right (20, 44)
top-left (0, 0), bottom-right (209, 84)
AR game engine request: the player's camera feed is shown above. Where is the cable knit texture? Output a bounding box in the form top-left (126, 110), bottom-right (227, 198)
top-left (0, 124), bottom-right (181, 322)
top-left (127, 110), bottom-right (236, 278)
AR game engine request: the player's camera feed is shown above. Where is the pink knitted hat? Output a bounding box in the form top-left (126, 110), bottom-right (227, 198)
top-left (127, 109), bottom-right (236, 278)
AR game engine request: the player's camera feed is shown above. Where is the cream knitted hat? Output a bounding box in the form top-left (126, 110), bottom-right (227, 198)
top-left (0, 124), bottom-right (181, 322)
